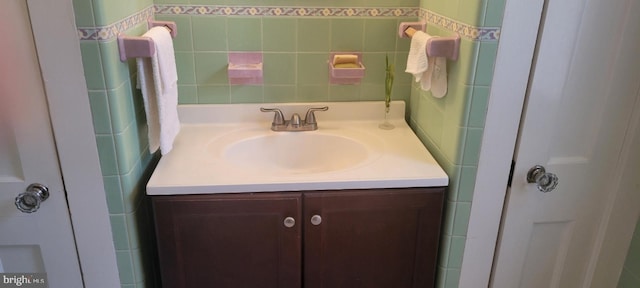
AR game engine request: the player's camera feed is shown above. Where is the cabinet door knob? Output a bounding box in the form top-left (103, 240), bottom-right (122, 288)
top-left (283, 217), bottom-right (296, 228)
top-left (310, 215), bottom-right (322, 226)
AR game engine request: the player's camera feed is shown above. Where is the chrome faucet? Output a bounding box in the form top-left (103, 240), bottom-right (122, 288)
top-left (260, 106), bottom-right (328, 131)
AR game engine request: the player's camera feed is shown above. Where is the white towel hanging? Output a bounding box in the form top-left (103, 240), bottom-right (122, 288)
top-left (405, 30), bottom-right (432, 82)
top-left (136, 26), bottom-right (180, 155)
top-left (430, 57), bottom-right (448, 98)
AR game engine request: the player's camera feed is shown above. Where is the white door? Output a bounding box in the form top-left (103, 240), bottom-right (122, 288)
top-left (0, 0), bottom-right (84, 287)
top-left (491, 0), bottom-right (640, 287)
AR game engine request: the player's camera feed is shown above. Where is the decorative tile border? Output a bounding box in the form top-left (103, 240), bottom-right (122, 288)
top-left (421, 9), bottom-right (500, 41)
top-left (77, 5), bottom-right (499, 42)
top-left (154, 5), bottom-right (418, 17)
top-left (77, 6), bottom-right (154, 41)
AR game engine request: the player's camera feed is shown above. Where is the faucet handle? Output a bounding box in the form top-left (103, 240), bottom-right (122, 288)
top-left (304, 106), bottom-right (329, 124)
top-left (260, 107), bottom-right (285, 125)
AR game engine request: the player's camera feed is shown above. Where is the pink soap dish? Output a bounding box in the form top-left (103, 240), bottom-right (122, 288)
top-left (329, 52), bottom-right (365, 85)
top-left (228, 52), bottom-right (263, 85)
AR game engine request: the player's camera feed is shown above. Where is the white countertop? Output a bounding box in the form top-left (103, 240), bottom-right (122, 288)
top-left (146, 101), bottom-right (448, 195)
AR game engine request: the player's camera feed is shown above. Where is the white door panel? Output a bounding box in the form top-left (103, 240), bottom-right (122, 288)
top-left (492, 0), bottom-right (640, 286)
top-left (0, 122), bottom-right (23, 182)
top-left (0, 0), bottom-right (84, 286)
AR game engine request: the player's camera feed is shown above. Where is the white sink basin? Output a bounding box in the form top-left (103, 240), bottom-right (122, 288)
top-left (208, 128), bottom-right (383, 175)
top-left (147, 101), bottom-right (449, 195)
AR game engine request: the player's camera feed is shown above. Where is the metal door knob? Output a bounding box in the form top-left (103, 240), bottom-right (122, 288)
top-left (283, 217), bottom-right (296, 228)
top-left (310, 215), bottom-right (322, 226)
top-left (527, 165), bottom-right (558, 193)
top-left (15, 183), bottom-right (49, 213)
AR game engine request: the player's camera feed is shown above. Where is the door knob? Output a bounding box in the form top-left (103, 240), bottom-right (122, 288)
top-left (526, 165), bottom-right (558, 193)
top-left (15, 183), bottom-right (49, 213)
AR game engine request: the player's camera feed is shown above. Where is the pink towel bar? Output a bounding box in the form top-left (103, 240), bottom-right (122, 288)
top-left (117, 19), bottom-right (177, 62)
top-left (398, 21), bottom-right (460, 61)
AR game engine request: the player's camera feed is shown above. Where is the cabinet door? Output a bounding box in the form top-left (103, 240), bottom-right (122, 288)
top-left (304, 188), bottom-right (445, 288)
top-left (152, 193), bottom-right (302, 288)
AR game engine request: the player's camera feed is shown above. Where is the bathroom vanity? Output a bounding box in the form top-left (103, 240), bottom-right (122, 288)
top-left (147, 101), bottom-right (448, 288)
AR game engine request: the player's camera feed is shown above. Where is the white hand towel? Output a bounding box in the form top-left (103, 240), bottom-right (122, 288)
top-left (405, 30), bottom-right (432, 82)
top-left (136, 27), bottom-right (180, 155)
top-left (420, 57), bottom-right (435, 91)
top-left (430, 57), bottom-right (448, 98)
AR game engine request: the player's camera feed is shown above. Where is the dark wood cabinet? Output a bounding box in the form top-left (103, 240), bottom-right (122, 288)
top-left (152, 187), bottom-right (445, 288)
top-left (153, 193), bottom-right (302, 288)
top-left (303, 188), bottom-right (445, 288)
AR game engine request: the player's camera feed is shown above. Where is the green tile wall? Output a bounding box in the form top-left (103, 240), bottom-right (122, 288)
top-left (155, 13), bottom-right (417, 105)
top-left (422, 0), bottom-right (506, 27)
top-left (410, 0), bottom-right (505, 287)
top-left (73, 0), bottom-right (157, 287)
top-left (618, 219), bottom-right (640, 288)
